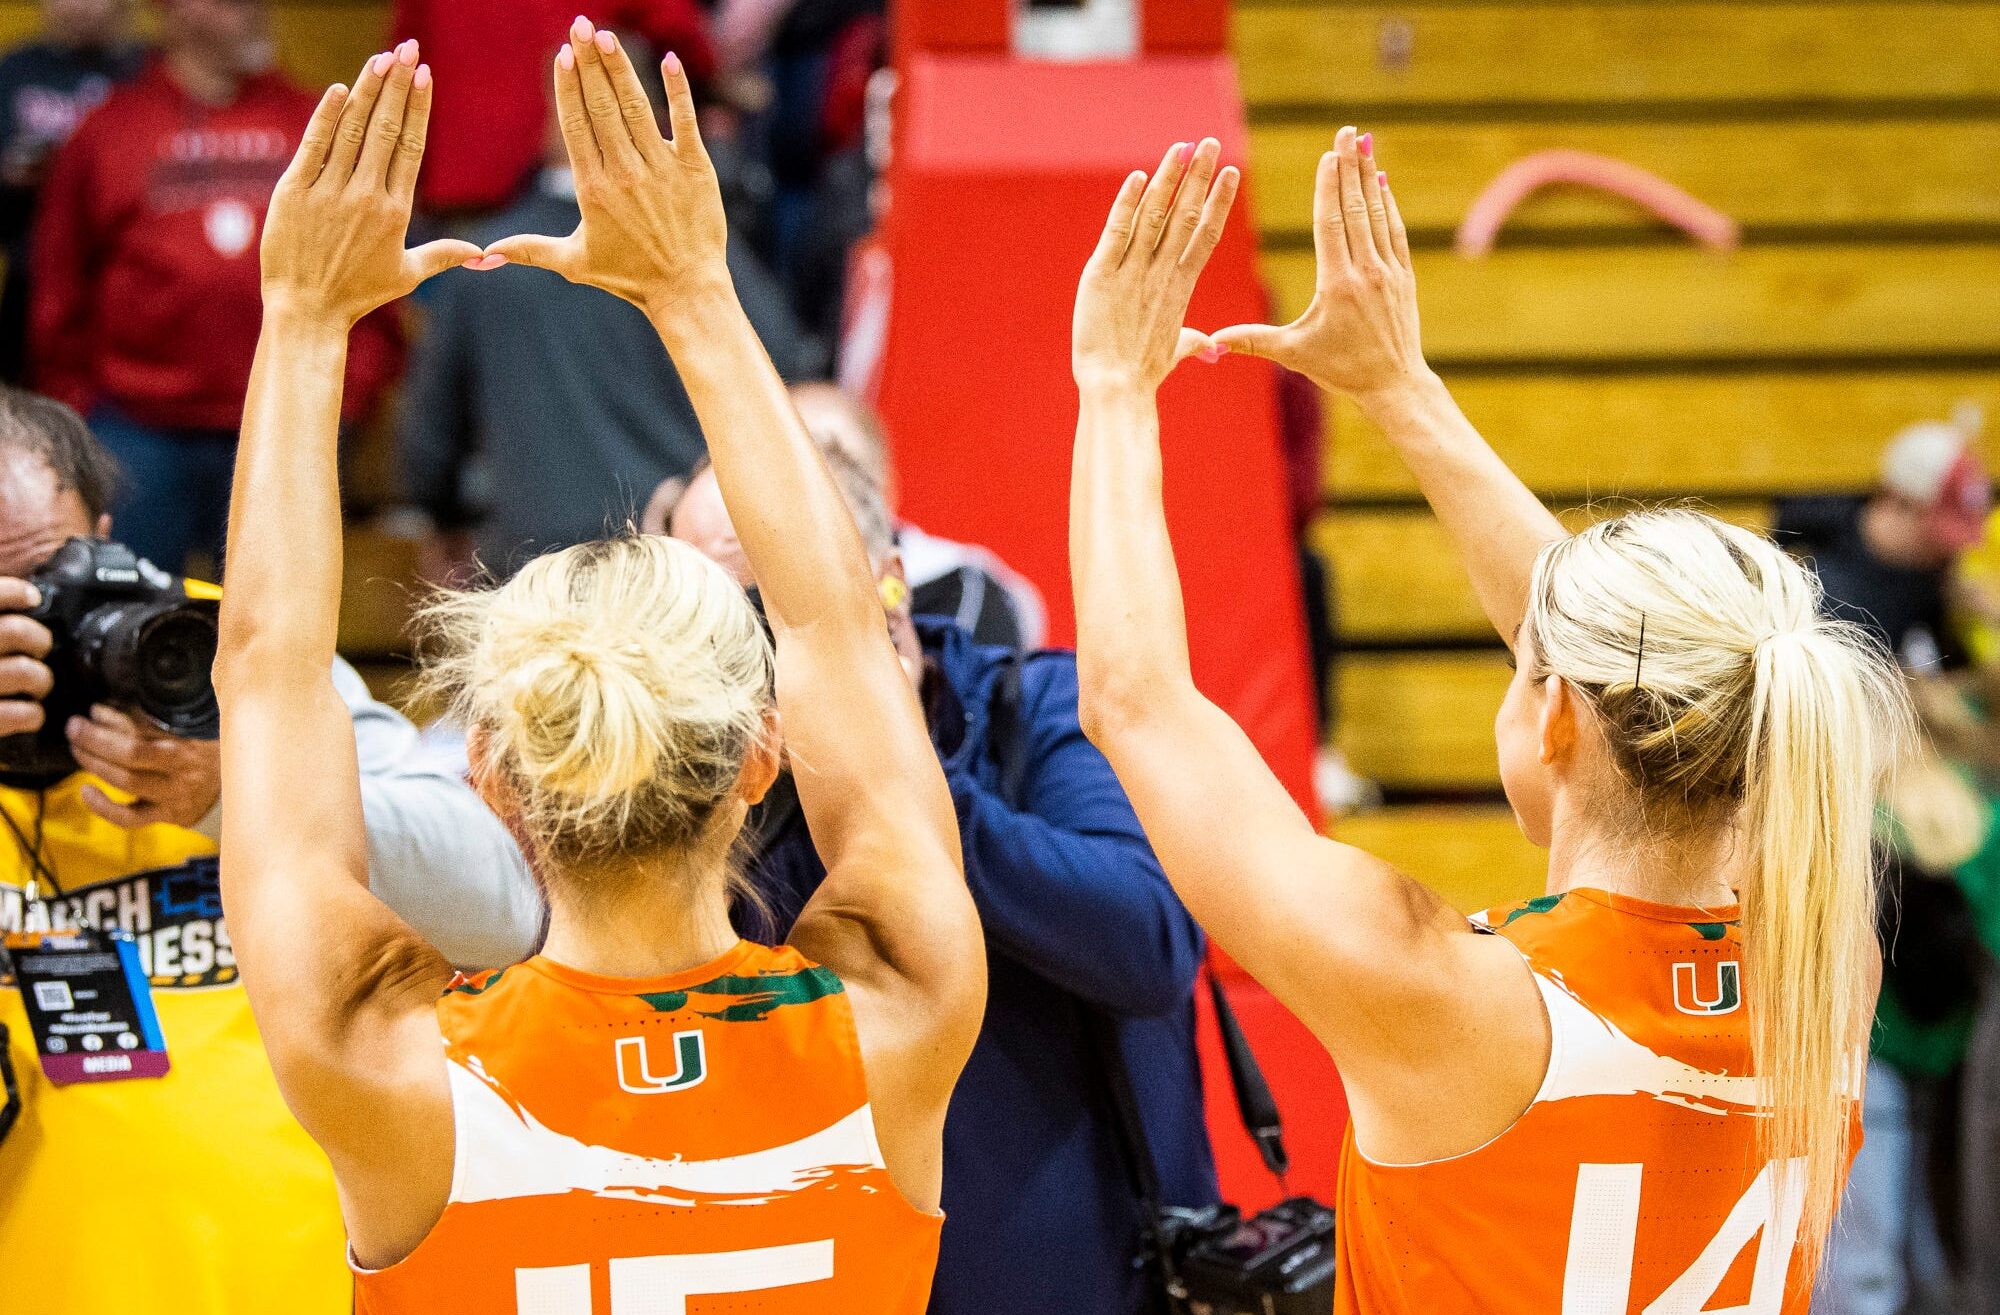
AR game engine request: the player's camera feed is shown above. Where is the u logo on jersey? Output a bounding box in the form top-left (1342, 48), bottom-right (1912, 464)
top-left (615, 1031), bottom-right (707, 1094)
top-left (1672, 960), bottom-right (1741, 1016)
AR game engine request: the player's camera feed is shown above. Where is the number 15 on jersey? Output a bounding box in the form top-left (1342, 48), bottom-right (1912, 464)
top-left (516, 1241), bottom-right (834, 1314)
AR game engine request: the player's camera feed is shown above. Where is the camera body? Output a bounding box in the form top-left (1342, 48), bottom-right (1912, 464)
top-left (0, 538), bottom-right (220, 786)
top-left (1156, 1197), bottom-right (1338, 1315)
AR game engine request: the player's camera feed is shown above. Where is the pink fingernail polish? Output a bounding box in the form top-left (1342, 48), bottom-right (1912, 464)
top-left (558, 45), bottom-right (575, 70)
top-left (1377, 171), bottom-right (1387, 186)
top-left (1176, 142), bottom-right (1193, 164)
top-left (414, 63), bottom-right (432, 89)
top-left (664, 50), bottom-right (682, 75)
top-left (595, 30), bottom-right (615, 53)
top-left (467, 254), bottom-right (509, 271)
top-left (1198, 344), bottom-right (1228, 364)
top-left (372, 52), bottom-right (393, 75)
top-left (575, 14), bottom-right (595, 38)
top-left (1359, 132), bottom-right (1373, 155)
top-left (398, 39), bottom-right (419, 66)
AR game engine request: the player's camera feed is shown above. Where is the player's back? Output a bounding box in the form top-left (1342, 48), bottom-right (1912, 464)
top-left (354, 939), bottom-right (941, 1314)
top-left (1336, 887), bottom-right (1839, 1315)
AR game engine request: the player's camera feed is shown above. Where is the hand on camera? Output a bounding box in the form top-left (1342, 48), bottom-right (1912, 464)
top-left (0, 578), bottom-right (219, 829)
top-left (0, 577), bottom-right (54, 736)
top-left (68, 704), bottom-right (222, 831)
top-left (1072, 138), bottom-right (1240, 396)
top-left (1213, 127), bottom-right (1430, 406)
top-left (484, 18), bottom-right (730, 316)
top-left (259, 39), bottom-right (482, 329)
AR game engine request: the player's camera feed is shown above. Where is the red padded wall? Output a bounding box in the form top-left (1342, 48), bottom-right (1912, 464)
top-left (874, 52), bottom-right (1318, 809)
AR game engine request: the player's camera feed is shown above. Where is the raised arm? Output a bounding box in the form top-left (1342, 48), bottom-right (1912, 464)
top-left (1216, 128), bottom-right (1563, 645)
top-left (216, 44), bottom-right (481, 1260)
top-left (486, 19), bottom-right (982, 1163)
top-left (1069, 141), bottom-right (1542, 1147)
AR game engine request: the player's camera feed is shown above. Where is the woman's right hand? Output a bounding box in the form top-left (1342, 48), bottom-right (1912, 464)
top-left (1215, 126), bottom-right (1431, 406)
top-left (259, 42), bottom-right (482, 329)
top-left (486, 17), bottom-right (729, 316)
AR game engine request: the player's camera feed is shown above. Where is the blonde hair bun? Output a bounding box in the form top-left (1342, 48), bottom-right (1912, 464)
top-left (418, 534), bottom-right (773, 868)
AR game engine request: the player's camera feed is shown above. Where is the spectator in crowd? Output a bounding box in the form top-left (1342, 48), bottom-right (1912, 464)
top-left (0, 0), bottom-right (142, 383)
top-left (0, 388), bottom-right (537, 1314)
top-left (1899, 654), bottom-right (2000, 1314)
top-left (1802, 404), bottom-right (1992, 1315)
top-left (764, 381), bottom-right (1047, 649)
top-left (29, 0), bottom-right (402, 574)
top-left (390, 0), bottom-right (712, 220)
top-left (398, 55), bottom-right (810, 580)
top-left (1777, 403), bottom-right (1990, 670)
top-left (658, 439), bottom-right (1219, 1315)
top-left (1819, 740), bottom-right (1987, 1315)
top-left (747, 0), bottom-right (880, 339)
top-left (1955, 784), bottom-right (2000, 1315)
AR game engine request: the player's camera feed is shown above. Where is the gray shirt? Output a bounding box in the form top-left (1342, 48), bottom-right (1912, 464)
top-left (334, 659), bottom-right (541, 970)
top-left (399, 177), bottom-right (814, 577)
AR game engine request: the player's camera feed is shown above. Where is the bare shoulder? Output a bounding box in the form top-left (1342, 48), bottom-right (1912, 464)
top-left (1334, 917), bottom-right (1552, 1166)
top-left (788, 889), bottom-right (984, 1215)
top-left (319, 981), bottom-right (458, 1271)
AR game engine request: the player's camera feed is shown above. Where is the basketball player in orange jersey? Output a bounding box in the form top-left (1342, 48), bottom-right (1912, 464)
top-left (1069, 130), bottom-right (1913, 1313)
top-left (215, 23), bottom-right (984, 1313)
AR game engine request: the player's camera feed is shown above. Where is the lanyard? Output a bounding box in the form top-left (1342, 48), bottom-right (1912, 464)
top-left (0, 790), bottom-right (59, 896)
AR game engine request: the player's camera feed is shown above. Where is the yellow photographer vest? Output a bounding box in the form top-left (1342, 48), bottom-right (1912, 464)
top-left (0, 774), bottom-right (348, 1315)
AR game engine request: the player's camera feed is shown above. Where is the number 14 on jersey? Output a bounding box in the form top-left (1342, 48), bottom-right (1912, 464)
top-left (1565, 1159), bottom-right (1807, 1315)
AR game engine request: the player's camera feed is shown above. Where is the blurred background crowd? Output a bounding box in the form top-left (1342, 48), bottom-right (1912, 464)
top-left (0, 1), bottom-right (1996, 1312)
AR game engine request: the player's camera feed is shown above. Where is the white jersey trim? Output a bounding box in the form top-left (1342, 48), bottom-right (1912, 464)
top-left (443, 1054), bottom-right (885, 1209)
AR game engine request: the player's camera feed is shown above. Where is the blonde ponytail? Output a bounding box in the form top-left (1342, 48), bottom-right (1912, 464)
top-left (1742, 625), bottom-right (1908, 1267)
top-left (1527, 509), bottom-right (1912, 1265)
top-left (416, 534), bottom-right (774, 873)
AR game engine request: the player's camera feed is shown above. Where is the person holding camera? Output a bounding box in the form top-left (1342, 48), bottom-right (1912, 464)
top-left (656, 420), bottom-right (1219, 1315)
top-left (0, 387), bottom-right (538, 1314)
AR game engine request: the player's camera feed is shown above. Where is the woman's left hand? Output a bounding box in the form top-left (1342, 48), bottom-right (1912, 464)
top-left (260, 40), bottom-right (483, 327)
top-left (1071, 137), bottom-right (1240, 395)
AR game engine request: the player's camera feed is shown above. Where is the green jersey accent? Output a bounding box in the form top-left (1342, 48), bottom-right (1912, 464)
top-left (639, 964), bottom-right (846, 1023)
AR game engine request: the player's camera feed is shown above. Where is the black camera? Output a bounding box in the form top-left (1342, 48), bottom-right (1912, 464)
top-left (0, 538), bottom-right (220, 785)
top-left (1154, 1197), bottom-right (1338, 1315)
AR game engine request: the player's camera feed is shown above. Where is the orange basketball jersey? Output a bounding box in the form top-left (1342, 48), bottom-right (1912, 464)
top-left (354, 940), bottom-right (941, 1315)
top-left (1336, 887), bottom-right (1853, 1315)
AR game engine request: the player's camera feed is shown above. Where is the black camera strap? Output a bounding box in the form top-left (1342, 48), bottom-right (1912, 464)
top-left (985, 654), bottom-right (1294, 1298)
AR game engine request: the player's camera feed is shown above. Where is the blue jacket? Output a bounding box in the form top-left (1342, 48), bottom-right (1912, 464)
top-left (739, 619), bottom-right (1218, 1315)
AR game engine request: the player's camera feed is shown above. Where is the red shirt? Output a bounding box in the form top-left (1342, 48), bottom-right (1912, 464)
top-left (30, 59), bottom-right (400, 432)
top-left (392, 0), bottom-right (714, 213)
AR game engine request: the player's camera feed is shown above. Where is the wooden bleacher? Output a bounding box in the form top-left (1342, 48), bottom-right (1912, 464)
top-left (1234, 0), bottom-right (2000, 909)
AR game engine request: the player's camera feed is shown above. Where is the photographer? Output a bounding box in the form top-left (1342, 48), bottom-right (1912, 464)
top-left (650, 443), bottom-right (1220, 1315)
top-left (0, 387), bottom-right (537, 1315)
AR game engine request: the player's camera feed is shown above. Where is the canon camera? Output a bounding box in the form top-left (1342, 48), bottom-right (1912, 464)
top-left (0, 538), bottom-right (220, 787)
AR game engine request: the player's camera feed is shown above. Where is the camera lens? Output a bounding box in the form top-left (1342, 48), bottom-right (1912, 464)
top-left (134, 611), bottom-right (218, 722)
top-left (78, 599), bottom-right (221, 739)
